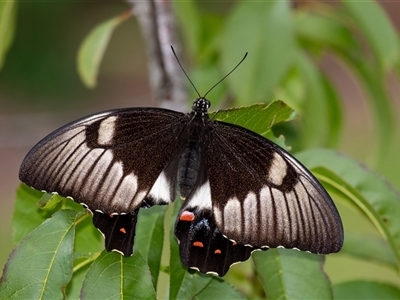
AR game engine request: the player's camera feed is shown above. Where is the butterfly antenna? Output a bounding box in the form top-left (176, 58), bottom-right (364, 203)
top-left (203, 52), bottom-right (248, 98)
top-left (171, 45), bottom-right (201, 98)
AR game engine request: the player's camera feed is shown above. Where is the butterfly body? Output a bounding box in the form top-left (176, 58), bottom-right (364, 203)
top-left (19, 97), bottom-right (343, 276)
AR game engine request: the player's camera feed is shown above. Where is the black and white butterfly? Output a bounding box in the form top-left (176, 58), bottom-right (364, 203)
top-left (19, 96), bottom-right (343, 276)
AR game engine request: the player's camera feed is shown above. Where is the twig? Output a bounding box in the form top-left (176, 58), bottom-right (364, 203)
top-left (127, 0), bottom-right (187, 111)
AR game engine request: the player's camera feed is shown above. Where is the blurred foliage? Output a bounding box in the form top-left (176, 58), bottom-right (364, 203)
top-left (1, 1), bottom-right (400, 299)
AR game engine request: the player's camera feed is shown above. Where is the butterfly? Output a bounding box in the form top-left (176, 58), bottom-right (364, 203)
top-left (19, 53), bottom-right (343, 277)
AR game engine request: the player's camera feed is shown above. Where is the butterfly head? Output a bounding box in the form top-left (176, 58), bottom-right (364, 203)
top-left (192, 97), bottom-right (211, 116)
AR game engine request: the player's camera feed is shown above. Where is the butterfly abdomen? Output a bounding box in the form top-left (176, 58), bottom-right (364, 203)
top-left (177, 141), bottom-right (202, 199)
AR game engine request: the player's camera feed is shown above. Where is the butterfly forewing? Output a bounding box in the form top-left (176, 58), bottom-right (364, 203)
top-left (204, 121), bottom-right (343, 254)
top-left (19, 108), bottom-right (189, 214)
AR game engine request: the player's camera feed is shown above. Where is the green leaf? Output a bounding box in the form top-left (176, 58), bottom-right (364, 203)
top-left (341, 232), bottom-right (397, 271)
top-left (12, 184), bottom-right (54, 243)
top-left (343, 1), bottom-right (400, 71)
top-left (290, 56), bottom-right (343, 149)
top-left (66, 261), bottom-right (92, 300)
top-left (220, 1), bottom-right (297, 104)
top-left (195, 277), bottom-right (245, 299)
top-left (350, 62), bottom-right (395, 164)
top-left (297, 149), bottom-right (400, 269)
top-left (77, 12), bottom-right (131, 88)
top-left (175, 1), bottom-right (225, 62)
top-left (173, 1), bottom-right (202, 56)
top-left (0, 210), bottom-right (78, 299)
top-left (295, 52), bottom-right (331, 148)
top-left (74, 213), bottom-right (102, 256)
top-left (274, 65), bottom-right (343, 149)
top-left (13, 184), bottom-right (85, 244)
top-left (253, 249), bottom-right (332, 299)
top-left (295, 11), bottom-right (359, 53)
top-left (135, 206), bottom-right (166, 289)
top-left (295, 3), bottom-right (396, 156)
top-left (333, 280), bottom-right (400, 299)
top-left (295, 3), bottom-right (395, 155)
top-left (37, 193), bottom-right (64, 211)
top-left (211, 101), bottom-right (295, 137)
top-left (331, 3), bottom-right (397, 160)
top-left (320, 73), bottom-right (343, 148)
top-left (169, 264), bottom-right (211, 299)
top-left (80, 251), bottom-right (156, 300)
top-left (0, 0), bottom-right (17, 70)
top-left (13, 185), bottom-right (98, 259)
top-left (210, 101), bottom-right (295, 150)
top-left (273, 68), bottom-right (306, 116)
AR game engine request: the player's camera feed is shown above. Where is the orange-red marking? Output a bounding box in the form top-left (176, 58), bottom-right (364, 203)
top-left (179, 211), bottom-right (195, 222)
top-left (214, 249), bottom-right (222, 254)
top-left (119, 228), bottom-right (127, 234)
top-left (193, 241), bottom-right (204, 248)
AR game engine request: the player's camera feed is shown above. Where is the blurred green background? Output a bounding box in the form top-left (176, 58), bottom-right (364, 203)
top-left (1, 0), bottom-right (400, 293)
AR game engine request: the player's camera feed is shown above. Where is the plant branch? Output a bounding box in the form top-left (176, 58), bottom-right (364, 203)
top-left (127, 0), bottom-right (187, 111)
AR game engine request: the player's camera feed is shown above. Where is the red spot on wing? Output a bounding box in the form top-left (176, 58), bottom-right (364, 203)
top-left (180, 211), bottom-right (195, 222)
top-left (119, 228), bottom-right (127, 234)
top-left (214, 249), bottom-right (222, 254)
top-left (193, 241), bottom-right (204, 248)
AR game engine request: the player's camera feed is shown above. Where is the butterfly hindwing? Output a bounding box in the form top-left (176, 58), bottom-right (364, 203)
top-left (175, 208), bottom-right (255, 276)
top-left (92, 210), bottom-right (139, 256)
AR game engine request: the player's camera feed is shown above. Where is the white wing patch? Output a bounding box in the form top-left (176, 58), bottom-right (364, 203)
top-left (97, 116), bottom-right (117, 146)
top-left (223, 197), bottom-right (242, 239)
top-left (71, 148), bottom-right (106, 191)
top-left (186, 180), bottom-right (212, 210)
top-left (213, 206), bottom-right (223, 227)
top-left (148, 171), bottom-right (173, 204)
top-left (293, 178), bottom-right (314, 241)
top-left (243, 192), bottom-right (257, 242)
top-left (267, 152), bottom-right (287, 186)
top-left (132, 189), bottom-right (148, 208)
top-left (213, 179), bottom-right (323, 248)
top-left (111, 172), bottom-right (139, 210)
top-left (259, 186), bottom-right (272, 242)
top-left (284, 189), bottom-right (300, 242)
top-left (99, 161), bottom-right (124, 202)
top-left (271, 187), bottom-right (286, 243)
